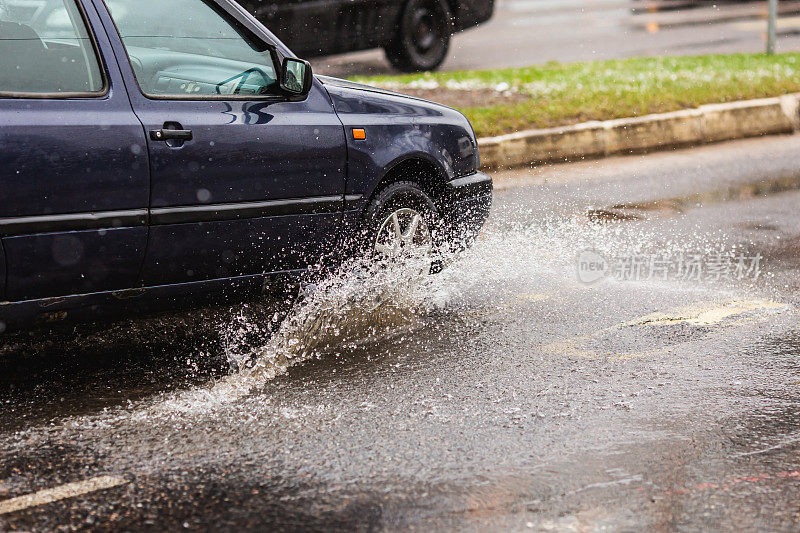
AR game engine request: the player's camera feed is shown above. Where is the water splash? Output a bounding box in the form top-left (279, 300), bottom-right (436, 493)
top-left (115, 211), bottom-right (777, 420)
top-left (237, 256), bottom-right (434, 382)
top-left (220, 213), bottom-right (765, 387)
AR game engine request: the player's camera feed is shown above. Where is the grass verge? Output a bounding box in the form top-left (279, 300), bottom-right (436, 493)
top-left (351, 53), bottom-right (800, 138)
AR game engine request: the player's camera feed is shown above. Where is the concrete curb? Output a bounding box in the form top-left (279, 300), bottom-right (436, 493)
top-left (478, 93), bottom-right (800, 170)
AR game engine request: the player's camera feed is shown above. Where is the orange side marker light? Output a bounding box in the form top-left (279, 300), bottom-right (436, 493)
top-left (352, 128), bottom-right (366, 140)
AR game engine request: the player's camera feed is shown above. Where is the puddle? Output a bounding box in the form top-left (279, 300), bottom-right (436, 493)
top-left (602, 174), bottom-right (800, 221)
top-left (586, 208), bottom-right (647, 224)
top-left (1, 192), bottom-right (798, 532)
top-left (0, 300), bottom-right (293, 433)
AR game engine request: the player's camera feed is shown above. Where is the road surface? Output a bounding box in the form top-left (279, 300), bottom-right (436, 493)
top-left (315, 0), bottom-right (800, 77)
top-left (2, 134), bottom-right (800, 530)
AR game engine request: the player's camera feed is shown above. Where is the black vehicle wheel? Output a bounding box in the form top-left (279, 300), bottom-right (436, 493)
top-left (385, 0), bottom-right (452, 72)
top-left (363, 181), bottom-right (442, 272)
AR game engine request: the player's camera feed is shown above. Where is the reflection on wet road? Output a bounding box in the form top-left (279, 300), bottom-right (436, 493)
top-left (3, 134), bottom-right (800, 530)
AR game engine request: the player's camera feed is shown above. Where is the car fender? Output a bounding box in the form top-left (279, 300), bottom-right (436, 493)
top-left (319, 79), bottom-right (479, 208)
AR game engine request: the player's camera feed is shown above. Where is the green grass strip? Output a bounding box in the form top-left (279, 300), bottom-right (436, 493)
top-left (352, 53), bottom-right (800, 138)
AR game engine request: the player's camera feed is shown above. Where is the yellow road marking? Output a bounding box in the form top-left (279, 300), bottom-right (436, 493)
top-left (541, 299), bottom-right (790, 360)
top-left (0, 476), bottom-right (126, 515)
top-left (617, 300), bottom-right (788, 328)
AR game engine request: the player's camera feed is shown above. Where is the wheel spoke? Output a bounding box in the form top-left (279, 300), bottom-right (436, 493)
top-left (374, 207), bottom-right (433, 264)
top-left (391, 212), bottom-right (403, 239)
top-left (403, 214), bottom-right (421, 243)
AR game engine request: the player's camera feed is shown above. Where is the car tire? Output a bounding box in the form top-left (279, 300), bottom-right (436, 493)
top-left (362, 181), bottom-right (442, 271)
top-left (384, 0), bottom-right (452, 72)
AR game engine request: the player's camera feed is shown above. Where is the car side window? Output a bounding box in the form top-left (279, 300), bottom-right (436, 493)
top-left (106, 0), bottom-right (280, 98)
top-left (0, 0), bottom-right (105, 95)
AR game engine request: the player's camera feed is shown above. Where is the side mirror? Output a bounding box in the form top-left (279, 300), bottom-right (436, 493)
top-left (280, 57), bottom-right (313, 97)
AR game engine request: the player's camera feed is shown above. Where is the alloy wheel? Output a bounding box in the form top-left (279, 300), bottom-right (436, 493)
top-left (373, 207), bottom-right (433, 261)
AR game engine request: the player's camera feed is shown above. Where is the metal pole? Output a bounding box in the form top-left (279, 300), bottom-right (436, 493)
top-left (768, 0), bottom-right (778, 54)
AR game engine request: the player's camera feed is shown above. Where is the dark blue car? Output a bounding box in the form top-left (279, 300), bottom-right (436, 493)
top-left (0, 0), bottom-right (492, 332)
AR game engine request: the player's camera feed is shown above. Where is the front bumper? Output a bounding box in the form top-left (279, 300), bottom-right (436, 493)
top-left (446, 171), bottom-right (493, 201)
top-left (440, 171), bottom-right (493, 243)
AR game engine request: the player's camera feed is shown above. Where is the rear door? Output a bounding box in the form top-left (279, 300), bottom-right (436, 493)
top-left (0, 0), bottom-right (149, 301)
top-left (97, 0), bottom-right (347, 286)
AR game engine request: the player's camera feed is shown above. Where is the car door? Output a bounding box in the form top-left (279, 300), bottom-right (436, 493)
top-left (96, 0), bottom-right (348, 286)
top-left (0, 0), bottom-right (149, 301)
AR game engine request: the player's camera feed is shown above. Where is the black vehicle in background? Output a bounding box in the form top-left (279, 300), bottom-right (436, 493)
top-left (238, 0), bottom-right (495, 72)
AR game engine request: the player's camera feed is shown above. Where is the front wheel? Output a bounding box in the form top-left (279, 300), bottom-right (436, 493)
top-left (384, 0), bottom-right (452, 72)
top-left (363, 182), bottom-right (442, 273)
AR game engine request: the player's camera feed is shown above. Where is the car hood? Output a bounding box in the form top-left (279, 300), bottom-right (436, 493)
top-left (316, 75), bottom-right (449, 108)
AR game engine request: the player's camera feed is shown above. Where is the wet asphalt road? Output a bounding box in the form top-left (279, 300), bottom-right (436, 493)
top-left (315, 0), bottom-right (800, 77)
top-left (3, 134), bottom-right (800, 531)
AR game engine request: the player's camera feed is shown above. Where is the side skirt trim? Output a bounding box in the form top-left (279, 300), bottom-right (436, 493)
top-left (150, 195), bottom-right (346, 225)
top-left (0, 209), bottom-right (147, 237)
top-left (0, 195), bottom-right (366, 236)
